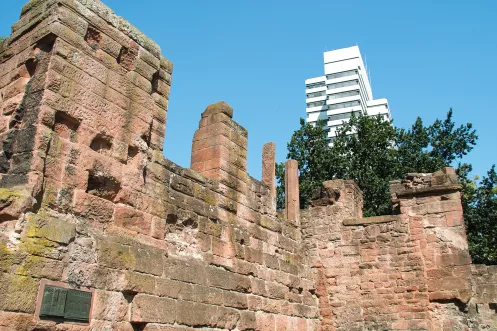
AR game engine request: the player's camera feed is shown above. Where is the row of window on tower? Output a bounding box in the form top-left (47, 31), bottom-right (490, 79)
top-left (307, 99), bottom-right (362, 110)
top-left (325, 69), bottom-right (357, 80)
top-left (307, 78), bottom-right (359, 95)
top-left (328, 111), bottom-right (361, 122)
top-left (305, 70), bottom-right (359, 90)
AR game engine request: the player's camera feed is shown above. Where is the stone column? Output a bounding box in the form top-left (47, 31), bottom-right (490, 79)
top-left (190, 101), bottom-right (248, 182)
top-left (262, 142), bottom-right (276, 204)
top-left (284, 159), bottom-right (299, 224)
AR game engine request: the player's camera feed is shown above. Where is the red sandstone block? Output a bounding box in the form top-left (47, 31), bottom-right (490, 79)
top-left (192, 134), bottom-right (232, 152)
top-left (73, 189), bottom-right (115, 225)
top-left (247, 295), bottom-right (264, 311)
top-left (3, 77), bottom-right (29, 100)
top-left (153, 92), bottom-right (169, 110)
top-left (113, 205), bottom-right (152, 235)
top-left (151, 216), bottom-right (166, 240)
top-left (131, 294), bottom-right (176, 324)
top-left (153, 278), bottom-right (186, 299)
top-left (1, 93), bottom-right (23, 115)
top-left (176, 301), bottom-right (239, 329)
top-left (135, 58), bottom-right (156, 81)
top-left (391, 319), bottom-right (409, 330)
top-left (106, 70), bottom-right (134, 97)
top-left (132, 85), bottom-right (155, 110)
top-left (255, 312), bottom-right (275, 331)
top-left (0, 312), bottom-right (38, 330)
top-left (222, 290), bottom-right (248, 309)
top-left (244, 246), bottom-right (264, 265)
top-left (212, 238), bottom-right (236, 259)
top-left (266, 282), bottom-right (287, 300)
top-left (445, 211), bottom-right (464, 227)
top-left (154, 78), bottom-right (170, 98)
top-left (194, 285), bottom-right (224, 305)
top-left (193, 123), bottom-right (243, 146)
top-left (234, 259), bottom-right (256, 276)
top-left (408, 319), bottom-right (429, 330)
top-left (163, 259), bottom-right (207, 285)
top-left (89, 321), bottom-right (134, 330)
top-left (238, 311), bottom-right (257, 331)
top-left (92, 289), bottom-right (129, 321)
top-left (191, 146), bottom-right (222, 165)
top-left (207, 266), bottom-right (251, 292)
top-left (250, 278), bottom-right (267, 297)
top-left (199, 112), bottom-right (232, 128)
top-left (105, 87), bottom-right (131, 111)
top-left (61, 165), bottom-right (89, 190)
top-left (138, 47), bottom-right (160, 70)
top-left (191, 144), bottom-right (247, 171)
top-left (413, 200), bottom-right (463, 215)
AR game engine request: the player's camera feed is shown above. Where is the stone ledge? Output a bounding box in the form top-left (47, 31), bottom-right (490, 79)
top-left (343, 215), bottom-right (401, 226)
top-left (392, 184), bottom-right (461, 199)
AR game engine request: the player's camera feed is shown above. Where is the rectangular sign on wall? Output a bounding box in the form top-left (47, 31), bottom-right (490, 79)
top-left (39, 285), bottom-right (92, 322)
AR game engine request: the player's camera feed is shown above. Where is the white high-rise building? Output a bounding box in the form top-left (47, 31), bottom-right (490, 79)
top-left (305, 46), bottom-right (391, 142)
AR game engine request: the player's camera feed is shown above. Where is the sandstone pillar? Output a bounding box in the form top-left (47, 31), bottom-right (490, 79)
top-left (190, 101), bottom-right (248, 183)
top-left (284, 159), bottom-right (299, 224)
top-left (262, 142), bottom-right (276, 204)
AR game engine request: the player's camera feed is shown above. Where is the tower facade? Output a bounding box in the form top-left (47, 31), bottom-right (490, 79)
top-left (305, 46), bottom-right (391, 142)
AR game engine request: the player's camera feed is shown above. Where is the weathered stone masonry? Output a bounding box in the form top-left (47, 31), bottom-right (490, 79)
top-left (0, 0), bottom-right (495, 330)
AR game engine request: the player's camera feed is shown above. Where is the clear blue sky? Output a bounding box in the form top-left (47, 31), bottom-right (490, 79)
top-left (1, 0), bottom-right (496, 180)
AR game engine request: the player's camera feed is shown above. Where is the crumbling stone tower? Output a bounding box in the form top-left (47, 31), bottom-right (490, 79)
top-left (0, 0), bottom-right (496, 330)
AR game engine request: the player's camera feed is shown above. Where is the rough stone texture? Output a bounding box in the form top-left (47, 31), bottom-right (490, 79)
top-left (0, 1), bottom-right (495, 330)
top-left (262, 142), bottom-right (276, 202)
top-left (285, 159), bottom-right (299, 224)
top-left (343, 215), bottom-right (401, 226)
top-left (201, 100), bottom-right (233, 119)
top-left (300, 169), bottom-right (495, 330)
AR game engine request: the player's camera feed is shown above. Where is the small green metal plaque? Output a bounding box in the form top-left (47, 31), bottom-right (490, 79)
top-left (39, 285), bottom-right (92, 322)
top-left (64, 289), bottom-right (92, 322)
top-left (40, 286), bottom-right (67, 318)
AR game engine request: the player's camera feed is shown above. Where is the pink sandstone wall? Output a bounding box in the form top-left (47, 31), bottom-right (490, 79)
top-left (0, 1), bottom-right (318, 330)
top-left (0, 0), bottom-right (495, 330)
top-left (301, 169), bottom-right (496, 330)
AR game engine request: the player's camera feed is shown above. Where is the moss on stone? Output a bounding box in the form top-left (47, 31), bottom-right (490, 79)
top-left (24, 212), bottom-right (76, 244)
top-left (0, 244), bottom-right (14, 272)
top-left (0, 272), bottom-right (38, 313)
top-left (0, 188), bottom-right (23, 201)
top-left (97, 240), bottom-right (137, 270)
top-left (18, 237), bottom-right (59, 260)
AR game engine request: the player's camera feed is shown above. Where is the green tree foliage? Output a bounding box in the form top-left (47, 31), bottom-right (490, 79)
top-left (276, 118), bottom-right (333, 209)
top-left (464, 166), bottom-right (497, 264)
top-left (0, 36), bottom-right (6, 43)
top-left (331, 113), bottom-right (398, 216)
top-left (396, 109), bottom-right (477, 175)
top-left (277, 109), bottom-right (478, 215)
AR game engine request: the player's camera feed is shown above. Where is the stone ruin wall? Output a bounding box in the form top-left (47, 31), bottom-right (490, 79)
top-left (301, 170), bottom-right (497, 330)
top-left (0, 0), bottom-right (495, 330)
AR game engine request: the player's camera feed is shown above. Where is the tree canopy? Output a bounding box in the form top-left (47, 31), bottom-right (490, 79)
top-left (464, 165), bottom-right (497, 264)
top-left (276, 109), bottom-right (496, 264)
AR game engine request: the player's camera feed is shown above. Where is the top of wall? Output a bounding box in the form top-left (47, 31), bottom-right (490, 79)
top-left (390, 167), bottom-right (461, 200)
top-left (12, 0), bottom-right (162, 60)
